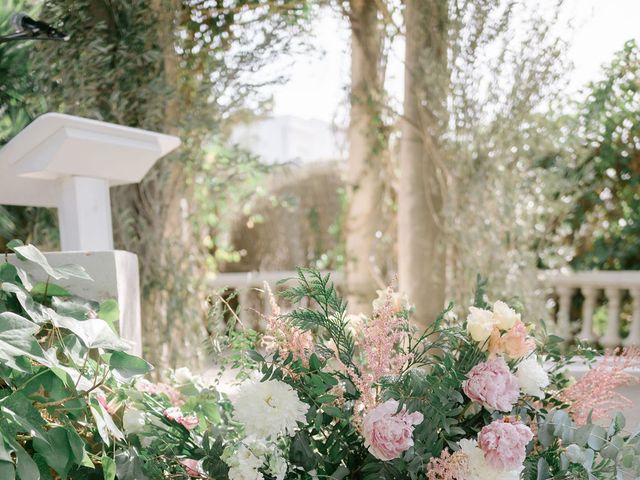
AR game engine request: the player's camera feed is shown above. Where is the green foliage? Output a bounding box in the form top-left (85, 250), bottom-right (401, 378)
top-left (0, 0), bottom-right (316, 368)
top-left (0, 0), bottom-right (43, 143)
top-left (560, 39), bottom-right (640, 271)
top-left (0, 241), bottom-right (151, 479)
top-left (280, 268), bottom-right (355, 368)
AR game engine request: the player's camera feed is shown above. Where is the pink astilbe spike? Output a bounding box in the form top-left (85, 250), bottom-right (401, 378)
top-left (262, 282), bottom-right (314, 367)
top-left (558, 347), bottom-right (640, 423)
top-left (426, 449), bottom-right (469, 480)
top-left (346, 287), bottom-right (413, 410)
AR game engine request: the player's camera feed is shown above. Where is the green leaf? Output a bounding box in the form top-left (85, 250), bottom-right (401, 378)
top-left (1, 283), bottom-right (48, 324)
top-left (9, 244), bottom-right (91, 281)
top-left (109, 351), bottom-right (152, 382)
top-left (0, 392), bottom-right (48, 443)
top-left (114, 448), bottom-right (148, 480)
top-left (330, 465), bottom-right (350, 479)
top-left (289, 431), bottom-right (316, 471)
top-left (50, 311), bottom-right (130, 351)
top-left (32, 427), bottom-right (73, 479)
top-left (601, 435), bottom-right (624, 460)
top-left (575, 425), bottom-right (594, 447)
top-left (98, 299), bottom-right (119, 326)
top-left (0, 461), bottom-right (15, 480)
top-left (31, 283), bottom-right (71, 297)
top-left (6, 437), bottom-right (39, 480)
top-left (536, 458), bottom-right (550, 480)
top-left (102, 454), bottom-right (116, 480)
top-left (89, 399), bottom-right (124, 446)
top-left (0, 312), bottom-right (47, 370)
top-left (0, 263), bottom-right (18, 283)
top-left (587, 425), bottom-right (607, 451)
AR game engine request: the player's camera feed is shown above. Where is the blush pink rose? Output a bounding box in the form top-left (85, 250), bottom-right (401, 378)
top-left (363, 399), bottom-right (424, 461)
top-left (163, 406), bottom-right (183, 422)
top-left (179, 458), bottom-right (202, 477)
top-left (163, 407), bottom-right (198, 430)
top-left (178, 414), bottom-right (199, 430)
top-left (462, 357), bottom-right (519, 412)
top-left (501, 320), bottom-right (535, 359)
top-left (478, 418), bottom-right (533, 470)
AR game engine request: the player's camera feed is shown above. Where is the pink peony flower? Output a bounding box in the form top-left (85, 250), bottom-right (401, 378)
top-left (463, 357), bottom-right (519, 412)
top-left (478, 418), bottom-right (533, 470)
top-left (362, 399), bottom-right (424, 461)
top-left (179, 458), bottom-right (202, 477)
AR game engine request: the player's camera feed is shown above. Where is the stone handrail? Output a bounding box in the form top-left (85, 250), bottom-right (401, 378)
top-left (208, 270), bottom-right (343, 327)
top-left (538, 270), bottom-right (640, 347)
top-left (209, 269), bottom-right (640, 347)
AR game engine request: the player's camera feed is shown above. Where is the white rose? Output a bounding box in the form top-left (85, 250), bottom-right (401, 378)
top-left (492, 300), bottom-right (521, 331)
top-left (516, 356), bottom-right (550, 398)
top-left (174, 367), bottom-right (194, 384)
top-left (466, 307), bottom-right (496, 342)
top-left (122, 407), bottom-right (146, 435)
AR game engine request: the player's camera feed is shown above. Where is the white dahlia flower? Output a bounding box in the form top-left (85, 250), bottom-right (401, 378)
top-left (459, 439), bottom-right (522, 480)
top-left (225, 442), bottom-right (264, 480)
top-left (231, 379), bottom-right (309, 438)
top-left (517, 356), bottom-right (550, 398)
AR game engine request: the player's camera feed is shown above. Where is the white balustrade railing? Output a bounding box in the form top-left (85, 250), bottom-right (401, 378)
top-left (208, 270), bottom-right (342, 328)
top-left (210, 269), bottom-right (640, 347)
top-left (539, 270), bottom-right (640, 347)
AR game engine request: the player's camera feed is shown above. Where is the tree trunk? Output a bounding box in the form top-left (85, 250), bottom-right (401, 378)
top-left (345, 0), bottom-right (385, 315)
top-left (398, 0), bottom-right (448, 327)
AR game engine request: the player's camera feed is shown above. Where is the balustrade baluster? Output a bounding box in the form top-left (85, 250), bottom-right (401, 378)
top-left (238, 288), bottom-right (250, 328)
top-left (556, 286), bottom-right (574, 341)
top-left (601, 287), bottom-right (622, 348)
top-left (624, 288), bottom-right (640, 346)
top-left (578, 287), bottom-right (597, 342)
top-left (260, 282), bottom-right (272, 331)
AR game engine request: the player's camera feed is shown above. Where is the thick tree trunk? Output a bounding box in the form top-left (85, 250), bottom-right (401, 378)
top-left (398, 0), bottom-right (448, 327)
top-left (345, 0), bottom-right (385, 315)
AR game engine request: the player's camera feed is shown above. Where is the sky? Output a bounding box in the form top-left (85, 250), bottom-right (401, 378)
top-left (269, 0), bottom-right (640, 124)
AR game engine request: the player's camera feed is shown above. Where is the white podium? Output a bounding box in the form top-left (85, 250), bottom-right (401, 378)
top-left (0, 113), bottom-right (181, 353)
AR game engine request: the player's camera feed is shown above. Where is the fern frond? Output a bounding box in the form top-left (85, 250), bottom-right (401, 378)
top-left (280, 268), bottom-right (356, 367)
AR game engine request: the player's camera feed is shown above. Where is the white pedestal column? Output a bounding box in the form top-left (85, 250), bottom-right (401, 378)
top-left (58, 176), bottom-right (114, 251)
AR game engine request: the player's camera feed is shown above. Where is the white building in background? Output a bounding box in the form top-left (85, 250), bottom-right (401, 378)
top-left (229, 116), bottom-right (346, 164)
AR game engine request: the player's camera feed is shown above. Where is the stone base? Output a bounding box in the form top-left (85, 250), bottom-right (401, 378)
top-left (6, 250), bottom-right (142, 355)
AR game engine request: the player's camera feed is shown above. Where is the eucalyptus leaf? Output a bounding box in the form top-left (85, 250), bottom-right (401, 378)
top-left (587, 425), bottom-right (607, 451)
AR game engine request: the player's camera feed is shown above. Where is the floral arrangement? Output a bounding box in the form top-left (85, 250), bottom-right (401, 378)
top-left (3, 244), bottom-right (640, 480)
